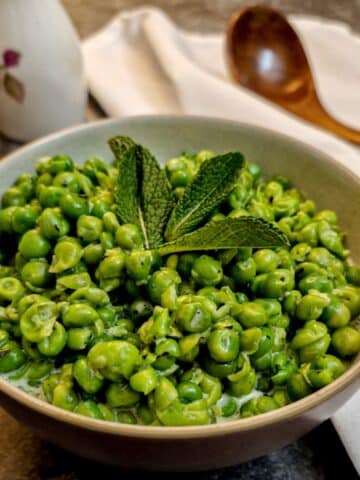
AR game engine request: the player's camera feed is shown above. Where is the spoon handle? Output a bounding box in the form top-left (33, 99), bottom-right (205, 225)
top-left (283, 93), bottom-right (360, 146)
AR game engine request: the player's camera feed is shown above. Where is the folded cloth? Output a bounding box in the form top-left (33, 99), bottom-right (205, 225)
top-left (83, 6), bottom-right (360, 471)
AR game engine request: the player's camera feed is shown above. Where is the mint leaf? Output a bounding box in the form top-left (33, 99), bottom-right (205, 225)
top-left (158, 217), bottom-right (289, 255)
top-left (109, 136), bottom-right (174, 248)
top-left (164, 152), bottom-right (244, 241)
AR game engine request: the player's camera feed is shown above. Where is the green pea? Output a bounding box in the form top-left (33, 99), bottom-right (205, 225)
top-left (291, 320), bottom-right (330, 363)
top-left (52, 383), bottom-right (78, 411)
top-left (0, 207), bottom-right (17, 233)
top-left (177, 381), bottom-right (203, 404)
top-left (19, 229), bottom-right (51, 259)
top-left (176, 301), bottom-right (212, 333)
top-left (0, 344), bottom-right (27, 373)
top-left (115, 224), bottom-right (142, 250)
top-left (287, 372), bottom-right (312, 400)
top-left (230, 258), bottom-right (257, 286)
top-left (219, 396), bottom-right (237, 417)
top-left (73, 357), bottom-right (104, 394)
top-left (59, 193), bottom-right (89, 218)
top-left (38, 208), bottom-right (69, 239)
top-left (77, 215), bottom-right (103, 244)
top-left (88, 340), bottom-right (141, 381)
top-left (321, 298), bottom-right (351, 329)
top-left (130, 367), bottom-right (158, 395)
top-left (2, 187), bottom-right (26, 207)
top-left (283, 290), bottom-right (302, 317)
top-left (96, 250), bottom-right (126, 280)
top-left (57, 272), bottom-right (92, 292)
top-left (203, 355), bottom-right (236, 378)
top-left (91, 197), bottom-right (111, 218)
top-left (106, 381), bottom-right (140, 407)
top-left (125, 250), bottom-right (154, 282)
top-left (62, 303), bottom-right (99, 327)
top-left (83, 243), bottom-right (104, 265)
top-left (26, 360), bottom-right (54, 383)
top-left (191, 255), bottom-right (223, 287)
top-left (331, 326), bottom-right (360, 357)
top-left (240, 396), bottom-right (278, 418)
top-left (232, 302), bottom-right (267, 328)
top-left (21, 261), bottom-right (50, 289)
top-left (298, 274), bottom-right (333, 294)
top-left (296, 292), bottom-right (330, 322)
top-left (297, 222), bottom-right (318, 247)
top-left (253, 249), bottom-right (279, 273)
top-left (148, 268), bottom-right (181, 304)
top-left (259, 269), bottom-right (295, 299)
top-left (334, 285), bottom-right (360, 317)
top-left (37, 154), bottom-right (74, 175)
top-left (345, 265), bottom-right (360, 286)
top-left (177, 253), bottom-right (199, 278)
top-left (74, 400), bottom-right (103, 419)
top-left (207, 329), bottom-right (240, 362)
top-left (37, 322), bottom-right (67, 356)
top-left (12, 206), bottom-right (39, 234)
top-left (317, 221), bottom-right (347, 258)
top-left (67, 327), bottom-right (93, 350)
top-left (0, 277), bottom-right (24, 303)
top-left (49, 238), bottom-right (82, 273)
top-left (117, 411), bottom-right (137, 425)
top-left (38, 186), bottom-right (65, 208)
top-left (20, 301), bottom-right (58, 343)
top-left (166, 156), bottom-right (196, 188)
top-left (307, 354), bottom-right (345, 388)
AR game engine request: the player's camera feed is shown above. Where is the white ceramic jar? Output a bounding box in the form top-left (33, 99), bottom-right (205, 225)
top-left (0, 0), bottom-right (86, 141)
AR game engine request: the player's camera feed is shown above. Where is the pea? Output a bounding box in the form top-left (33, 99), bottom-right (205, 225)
top-left (74, 400), bottom-right (103, 420)
top-left (19, 229), bottom-right (51, 259)
top-left (88, 340), bottom-right (141, 381)
top-left (117, 411), bottom-right (137, 425)
top-left (38, 186), bottom-right (65, 208)
top-left (38, 208), bottom-right (69, 239)
top-left (49, 238), bottom-right (82, 273)
top-left (0, 345), bottom-right (27, 373)
top-left (230, 258), bottom-right (257, 286)
top-left (191, 255), bottom-right (223, 287)
top-left (207, 329), bottom-right (240, 362)
top-left (175, 301), bottom-right (212, 333)
top-left (20, 301), bottom-right (58, 343)
top-left (115, 224), bottom-right (142, 250)
top-left (37, 322), bottom-right (67, 356)
top-left (130, 367), bottom-right (158, 395)
top-left (177, 381), bottom-right (203, 404)
top-left (331, 326), bottom-right (360, 357)
top-left (105, 382), bottom-right (140, 407)
top-left (83, 243), bottom-right (104, 265)
top-left (12, 206), bottom-right (39, 234)
top-left (2, 187), bottom-right (26, 207)
top-left (67, 327), bottom-right (93, 350)
top-left (0, 277), bottom-right (24, 303)
top-left (125, 250), bottom-right (154, 282)
top-left (220, 396), bottom-right (237, 417)
top-left (59, 193), bottom-right (89, 218)
top-left (77, 215), bottom-right (103, 244)
top-left (62, 304), bottom-right (99, 328)
top-left (287, 372), bottom-right (312, 401)
top-left (73, 357), bottom-right (104, 394)
top-left (253, 249), bottom-right (279, 273)
top-left (232, 302), bottom-right (267, 328)
top-left (21, 261), bottom-right (50, 289)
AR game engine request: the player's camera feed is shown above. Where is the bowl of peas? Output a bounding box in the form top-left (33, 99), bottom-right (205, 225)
top-left (0, 115), bottom-right (359, 471)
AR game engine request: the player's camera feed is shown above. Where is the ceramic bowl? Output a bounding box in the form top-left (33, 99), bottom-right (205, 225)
top-left (0, 116), bottom-right (359, 471)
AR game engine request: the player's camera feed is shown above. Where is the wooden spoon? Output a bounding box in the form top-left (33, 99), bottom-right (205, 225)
top-left (226, 5), bottom-right (360, 145)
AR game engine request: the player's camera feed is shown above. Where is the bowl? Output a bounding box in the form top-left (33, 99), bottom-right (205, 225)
top-left (0, 116), bottom-right (359, 471)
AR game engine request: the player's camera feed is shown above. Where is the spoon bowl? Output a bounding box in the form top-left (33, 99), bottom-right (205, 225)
top-left (226, 6), bottom-right (360, 145)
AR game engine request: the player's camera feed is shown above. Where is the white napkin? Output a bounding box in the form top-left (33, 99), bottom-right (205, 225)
top-left (83, 7), bottom-right (360, 471)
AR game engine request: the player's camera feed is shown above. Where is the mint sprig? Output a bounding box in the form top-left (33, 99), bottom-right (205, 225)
top-left (109, 136), bottom-right (289, 255)
top-left (159, 217), bottom-right (289, 255)
top-left (109, 136), bottom-right (174, 249)
top-left (164, 152), bottom-right (244, 241)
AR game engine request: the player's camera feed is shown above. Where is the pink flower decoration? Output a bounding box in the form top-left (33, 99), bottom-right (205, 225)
top-left (3, 49), bottom-right (21, 68)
